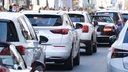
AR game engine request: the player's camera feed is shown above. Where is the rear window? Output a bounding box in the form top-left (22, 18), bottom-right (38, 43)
top-left (68, 14), bottom-right (85, 22)
top-left (96, 12), bottom-right (119, 24)
top-left (0, 20), bottom-right (19, 42)
top-left (25, 15), bottom-right (63, 26)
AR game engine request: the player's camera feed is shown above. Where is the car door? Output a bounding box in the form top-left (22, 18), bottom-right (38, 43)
top-left (18, 16), bottom-right (44, 66)
top-left (65, 14), bottom-right (79, 56)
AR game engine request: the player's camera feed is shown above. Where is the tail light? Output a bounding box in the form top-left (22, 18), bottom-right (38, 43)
top-left (0, 48), bottom-right (10, 55)
top-left (82, 25), bottom-right (89, 32)
top-left (111, 48), bottom-right (128, 58)
top-left (50, 29), bottom-right (69, 35)
top-left (0, 66), bottom-right (10, 72)
top-left (103, 26), bottom-right (112, 32)
top-left (16, 46), bottom-right (25, 55)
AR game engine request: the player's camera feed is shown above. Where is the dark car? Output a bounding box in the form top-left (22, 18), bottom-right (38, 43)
top-left (91, 15), bottom-right (119, 45)
top-left (96, 10), bottom-right (123, 32)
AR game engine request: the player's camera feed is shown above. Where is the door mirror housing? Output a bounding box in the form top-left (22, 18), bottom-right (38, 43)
top-left (109, 35), bottom-right (117, 43)
top-left (39, 36), bottom-right (48, 44)
top-left (75, 23), bottom-right (83, 29)
top-left (93, 21), bottom-right (98, 27)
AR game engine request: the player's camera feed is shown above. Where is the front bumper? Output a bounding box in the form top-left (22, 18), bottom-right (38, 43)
top-left (97, 35), bottom-right (111, 44)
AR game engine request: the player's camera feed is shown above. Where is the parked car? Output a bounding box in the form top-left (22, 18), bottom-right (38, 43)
top-left (22, 10), bottom-right (80, 70)
top-left (0, 12), bottom-right (46, 67)
top-left (67, 11), bottom-right (97, 55)
top-left (0, 42), bottom-right (46, 72)
top-left (107, 21), bottom-right (128, 72)
top-left (96, 10), bottom-right (123, 32)
top-left (91, 15), bottom-right (119, 45)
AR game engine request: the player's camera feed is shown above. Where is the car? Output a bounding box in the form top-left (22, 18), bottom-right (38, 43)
top-left (0, 12), bottom-right (46, 67)
top-left (107, 21), bottom-right (128, 72)
top-left (91, 15), bottom-right (119, 45)
top-left (22, 10), bottom-right (80, 70)
top-left (0, 42), bottom-right (46, 72)
top-left (96, 10), bottom-right (123, 32)
top-left (67, 11), bottom-right (97, 55)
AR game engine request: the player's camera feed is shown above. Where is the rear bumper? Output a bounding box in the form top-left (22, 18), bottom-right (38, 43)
top-left (108, 59), bottom-right (128, 72)
top-left (45, 44), bottom-right (72, 62)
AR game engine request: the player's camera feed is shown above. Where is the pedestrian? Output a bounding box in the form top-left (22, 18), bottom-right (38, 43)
top-left (0, 6), bottom-right (4, 12)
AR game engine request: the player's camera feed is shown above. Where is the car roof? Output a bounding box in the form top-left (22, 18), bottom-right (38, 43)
top-left (91, 15), bottom-right (111, 17)
top-left (97, 10), bottom-right (120, 13)
top-left (120, 10), bottom-right (128, 14)
top-left (0, 12), bottom-right (24, 20)
top-left (22, 10), bottom-right (65, 16)
top-left (66, 11), bottom-right (88, 15)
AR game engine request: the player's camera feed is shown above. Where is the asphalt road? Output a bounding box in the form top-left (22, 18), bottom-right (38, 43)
top-left (45, 46), bottom-right (109, 72)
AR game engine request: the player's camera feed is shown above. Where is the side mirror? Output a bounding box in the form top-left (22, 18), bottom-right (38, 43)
top-left (31, 61), bottom-right (46, 72)
top-left (39, 36), bottom-right (48, 44)
top-left (75, 23), bottom-right (83, 29)
top-left (93, 21), bottom-right (98, 27)
top-left (109, 35), bottom-right (117, 43)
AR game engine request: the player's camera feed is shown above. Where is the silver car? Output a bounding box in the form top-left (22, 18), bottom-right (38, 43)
top-left (0, 12), bottom-right (46, 67)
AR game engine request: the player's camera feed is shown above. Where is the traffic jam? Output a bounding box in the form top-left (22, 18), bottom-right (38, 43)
top-left (0, 0), bottom-right (128, 72)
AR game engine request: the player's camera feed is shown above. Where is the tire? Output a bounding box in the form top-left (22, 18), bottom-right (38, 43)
top-left (73, 49), bottom-right (80, 66)
top-left (64, 56), bottom-right (73, 70)
top-left (93, 42), bottom-right (97, 53)
top-left (85, 41), bottom-right (93, 55)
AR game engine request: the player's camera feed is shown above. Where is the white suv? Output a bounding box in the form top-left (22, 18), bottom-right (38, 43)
top-left (67, 11), bottom-right (97, 55)
top-left (23, 10), bottom-right (80, 70)
top-left (0, 12), bottom-right (45, 67)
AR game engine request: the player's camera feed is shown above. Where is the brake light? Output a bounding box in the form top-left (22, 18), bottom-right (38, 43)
top-left (16, 46), bottom-right (25, 55)
top-left (82, 25), bottom-right (88, 32)
top-left (50, 29), bottom-right (69, 34)
top-left (103, 26), bottom-right (112, 32)
top-left (111, 48), bottom-right (128, 58)
top-left (0, 48), bottom-right (10, 55)
top-left (0, 66), bottom-right (10, 72)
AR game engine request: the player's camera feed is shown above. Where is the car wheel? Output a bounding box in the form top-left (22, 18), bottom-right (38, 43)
top-left (86, 41), bottom-right (93, 55)
top-left (93, 42), bottom-right (97, 53)
top-left (73, 48), bottom-right (80, 66)
top-left (64, 55), bottom-right (73, 70)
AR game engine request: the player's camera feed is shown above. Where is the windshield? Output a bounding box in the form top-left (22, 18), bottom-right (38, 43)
top-left (0, 20), bottom-right (19, 42)
top-left (25, 14), bottom-right (62, 26)
top-left (92, 16), bottom-right (113, 23)
top-left (68, 14), bottom-right (85, 22)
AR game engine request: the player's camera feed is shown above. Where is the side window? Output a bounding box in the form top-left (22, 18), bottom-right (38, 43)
top-left (23, 16), bottom-right (38, 40)
top-left (66, 14), bottom-right (75, 28)
top-left (85, 14), bottom-right (90, 23)
top-left (63, 14), bottom-right (71, 26)
top-left (7, 21), bottom-right (19, 42)
top-left (18, 17), bottom-right (33, 40)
